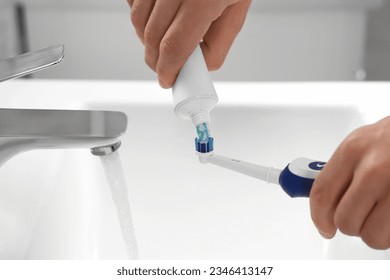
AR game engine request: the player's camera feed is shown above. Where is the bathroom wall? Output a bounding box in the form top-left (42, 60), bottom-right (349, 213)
top-left (0, 0), bottom-right (19, 60)
top-left (1, 0), bottom-right (389, 81)
top-left (366, 0), bottom-right (390, 80)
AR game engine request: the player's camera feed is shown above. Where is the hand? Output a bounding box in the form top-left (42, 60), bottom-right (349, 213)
top-left (127, 0), bottom-right (251, 88)
top-left (310, 116), bottom-right (390, 249)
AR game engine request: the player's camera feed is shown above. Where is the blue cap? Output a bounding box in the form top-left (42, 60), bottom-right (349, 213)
top-left (195, 137), bottom-right (214, 153)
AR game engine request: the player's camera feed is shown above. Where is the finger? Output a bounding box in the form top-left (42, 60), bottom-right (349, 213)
top-left (310, 145), bottom-right (357, 238)
top-left (201, 0), bottom-right (251, 71)
top-left (360, 194), bottom-right (390, 249)
top-left (156, 1), bottom-right (223, 88)
top-left (144, 0), bottom-right (182, 71)
top-left (130, 0), bottom-right (156, 43)
top-left (333, 164), bottom-right (382, 237)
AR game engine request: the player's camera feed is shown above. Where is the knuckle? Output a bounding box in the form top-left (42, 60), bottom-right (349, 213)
top-left (341, 134), bottom-right (363, 155)
top-left (143, 27), bottom-right (158, 48)
top-left (160, 37), bottom-right (182, 57)
top-left (334, 208), bottom-right (357, 236)
top-left (340, 125), bottom-right (372, 154)
top-left (130, 9), bottom-right (141, 27)
top-left (361, 163), bottom-right (383, 180)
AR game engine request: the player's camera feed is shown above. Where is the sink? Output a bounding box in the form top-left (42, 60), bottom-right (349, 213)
top-left (0, 80), bottom-right (389, 259)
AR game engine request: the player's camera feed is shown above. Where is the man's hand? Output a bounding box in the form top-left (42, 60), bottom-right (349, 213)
top-left (127, 0), bottom-right (251, 88)
top-left (310, 116), bottom-right (390, 249)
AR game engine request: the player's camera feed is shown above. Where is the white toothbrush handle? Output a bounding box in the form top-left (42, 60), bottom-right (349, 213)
top-left (199, 153), bottom-right (282, 185)
top-left (199, 154), bottom-right (326, 198)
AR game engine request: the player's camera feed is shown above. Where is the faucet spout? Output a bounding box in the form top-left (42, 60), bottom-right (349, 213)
top-left (0, 108), bottom-right (127, 167)
top-left (91, 141), bottom-right (122, 156)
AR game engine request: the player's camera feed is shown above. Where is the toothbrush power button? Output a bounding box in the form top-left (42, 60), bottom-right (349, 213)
top-left (308, 161), bottom-right (326, 171)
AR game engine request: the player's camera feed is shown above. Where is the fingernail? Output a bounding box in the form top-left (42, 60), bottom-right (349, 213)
top-left (158, 79), bottom-right (169, 89)
top-left (319, 230), bottom-right (332, 239)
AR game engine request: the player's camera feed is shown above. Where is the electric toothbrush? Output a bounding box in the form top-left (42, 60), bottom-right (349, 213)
top-left (173, 45), bottom-right (325, 198)
top-left (197, 150), bottom-right (326, 198)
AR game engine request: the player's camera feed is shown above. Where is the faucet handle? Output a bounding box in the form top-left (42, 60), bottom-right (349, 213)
top-left (0, 44), bottom-right (65, 83)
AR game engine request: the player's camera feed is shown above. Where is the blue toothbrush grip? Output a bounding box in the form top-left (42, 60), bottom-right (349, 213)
top-left (279, 167), bottom-right (315, 197)
top-left (278, 158), bottom-right (326, 198)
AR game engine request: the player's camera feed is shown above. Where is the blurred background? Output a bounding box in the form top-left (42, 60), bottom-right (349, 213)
top-left (0, 0), bottom-right (389, 81)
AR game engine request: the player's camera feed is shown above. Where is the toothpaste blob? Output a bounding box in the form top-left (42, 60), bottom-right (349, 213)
top-left (196, 123), bottom-right (210, 142)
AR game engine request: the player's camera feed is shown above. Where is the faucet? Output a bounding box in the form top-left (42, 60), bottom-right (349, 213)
top-left (0, 45), bottom-right (127, 167)
top-left (0, 108), bottom-right (127, 167)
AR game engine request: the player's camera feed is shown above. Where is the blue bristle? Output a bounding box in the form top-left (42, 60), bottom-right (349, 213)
top-left (195, 137), bottom-right (214, 153)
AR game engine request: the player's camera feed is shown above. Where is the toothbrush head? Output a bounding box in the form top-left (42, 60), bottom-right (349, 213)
top-left (195, 137), bottom-right (214, 153)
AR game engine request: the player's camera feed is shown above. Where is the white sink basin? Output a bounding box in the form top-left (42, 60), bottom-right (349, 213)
top-left (0, 80), bottom-right (389, 259)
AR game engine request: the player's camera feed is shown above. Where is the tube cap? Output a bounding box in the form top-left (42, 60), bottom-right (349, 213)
top-left (195, 137), bottom-right (214, 153)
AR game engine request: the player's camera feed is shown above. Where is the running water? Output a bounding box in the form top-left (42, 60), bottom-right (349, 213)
top-left (100, 151), bottom-right (138, 259)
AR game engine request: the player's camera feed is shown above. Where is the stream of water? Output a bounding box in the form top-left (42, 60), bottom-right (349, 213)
top-left (100, 151), bottom-right (138, 259)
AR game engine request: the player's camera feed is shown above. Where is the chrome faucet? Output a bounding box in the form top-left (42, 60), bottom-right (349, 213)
top-left (0, 45), bottom-right (128, 167)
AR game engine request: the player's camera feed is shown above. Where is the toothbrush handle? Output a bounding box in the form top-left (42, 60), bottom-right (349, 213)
top-left (279, 158), bottom-right (326, 198)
